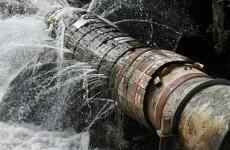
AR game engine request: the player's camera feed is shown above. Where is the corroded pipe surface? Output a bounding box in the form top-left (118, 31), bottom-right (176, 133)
top-left (49, 8), bottom-right (230, 149)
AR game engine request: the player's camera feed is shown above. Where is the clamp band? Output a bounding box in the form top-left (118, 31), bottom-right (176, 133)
top-left (155, 73), bottom-right (210, 129)
top-left (133, 56), bottom-right (186, 120)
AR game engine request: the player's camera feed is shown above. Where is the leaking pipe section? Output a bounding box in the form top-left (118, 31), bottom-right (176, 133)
top-left (49, 8), bottom-right (230, 149)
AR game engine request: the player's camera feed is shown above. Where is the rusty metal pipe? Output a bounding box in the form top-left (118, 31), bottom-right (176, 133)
top-left (49, 8), bottom-right (230, 149)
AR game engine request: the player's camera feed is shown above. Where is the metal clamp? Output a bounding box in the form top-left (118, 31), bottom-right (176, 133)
top-left (73, 14), bottom-right (100, 29)
top-left (113, 36), bottom-right (136, 43)
top-left (132, 56), bottom-right (186, 120)
top-left (73, 13), bottom-right (119, 29)
top-left (155, 73), bottom-right (210, 129)
top-left (157, 116), bottom-right (174, 150)
top-left (184, 62), bottom-right (204, 71)
top-left (48, 7), bottom-right (87, 24)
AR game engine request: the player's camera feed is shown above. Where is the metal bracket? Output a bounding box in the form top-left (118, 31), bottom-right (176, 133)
top-left (157, 116), bottom-right (174, 150)
top-left (73, 13), bottom-right (119, 29)
top-left (48, 7), bottom-right (87, 24)
top-left (73, 14), bottom-right (100, 29)
top-left (113, 36), bottom-right (136, 43)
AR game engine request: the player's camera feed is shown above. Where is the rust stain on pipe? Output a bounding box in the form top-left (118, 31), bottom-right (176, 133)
top-left (132, 56), bottom-right (183, 120)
